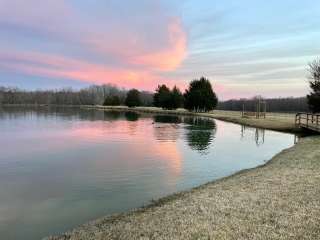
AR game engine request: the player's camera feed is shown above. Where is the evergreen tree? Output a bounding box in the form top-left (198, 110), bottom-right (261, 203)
top-left (153, 84), bottom-right (172, 109)
top-left (184, 77), bottom-right (218, 112)
top-left (171, 86), bottom-right (184, 109)
top-left (307, 59), bottom-right (320, 113)
top-left (125, 89), bottom-right (141, 107)
top-left (154, 85), bottom-right (184, 109)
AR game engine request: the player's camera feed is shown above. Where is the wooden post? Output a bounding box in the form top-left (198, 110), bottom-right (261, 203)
top-left (242, 104), bottom-right (244, 118)
top-left (258, 98), bottom-right (261, 119)
top-left (299, 114), bottom-right (301, 125)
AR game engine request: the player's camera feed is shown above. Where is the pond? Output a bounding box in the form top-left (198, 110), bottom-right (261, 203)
top-left (0, 107), bottom-right (295, 239)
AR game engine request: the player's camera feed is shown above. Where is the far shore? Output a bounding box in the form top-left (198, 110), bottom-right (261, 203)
top-left (84, 105), bottom-right (301, 133)
top-left (1, 104), bottom-right (301, 133)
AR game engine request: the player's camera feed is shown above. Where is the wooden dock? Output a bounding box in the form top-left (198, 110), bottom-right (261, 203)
top-left (295, 113), bottom-right (320, 133)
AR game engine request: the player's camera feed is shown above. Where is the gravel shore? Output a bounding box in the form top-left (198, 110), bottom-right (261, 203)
top-left (45, 132), bottom-right (320, 239)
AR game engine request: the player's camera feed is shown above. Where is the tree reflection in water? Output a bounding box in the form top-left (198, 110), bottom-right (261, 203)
top-left (153, 115), bottom-right (181, 142)
top-left (153, 115), bottom-right (217, 153)
top-left (153, 115), bottom-right (182, 124)
top-left (102, 110), bottom-right (121, 121)
top-left (124, 112), bottom-right (140, 121)
top-left (183, 117), bottom-right (217, 154)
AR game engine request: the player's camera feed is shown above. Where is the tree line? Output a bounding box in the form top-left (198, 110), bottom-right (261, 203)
top-left (0, 79), bottom-right (312, 113)
top-left (0, 84), bottom-right (153, 106)
top-left (125, 77), bottom-right (218, 112)
top-left (1, 59), bottom-right (320, 113)
top-left (216, 58), bottom-right (320, 113)
top-left (0, 77), bottom-right (218, 112)
top-left (217, 97), bottom-right (309, 113)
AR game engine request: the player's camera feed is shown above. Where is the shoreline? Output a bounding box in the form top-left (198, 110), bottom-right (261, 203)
top-left (46, 135), bottom-right (320, 240)
top-left (45, 107), bottom-right (320, 240)
top-left (1, 104), bottom-right (301, 133)
top-left (85, 105), bottom-right (301, 134)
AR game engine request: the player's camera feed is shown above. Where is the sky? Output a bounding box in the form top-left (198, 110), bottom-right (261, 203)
top-left (0, 0), bottom-right (319, 99)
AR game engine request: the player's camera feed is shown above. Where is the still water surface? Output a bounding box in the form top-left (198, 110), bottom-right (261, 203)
top-left (0, 107), bottom-right (295, 239)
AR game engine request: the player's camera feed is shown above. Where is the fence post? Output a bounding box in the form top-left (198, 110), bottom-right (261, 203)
top-left (299, 114), bottom-right (301, 125)
top-left (297, 113), bottom-right (301, 125)
top-left (242, 104), bottom-right (244, 118)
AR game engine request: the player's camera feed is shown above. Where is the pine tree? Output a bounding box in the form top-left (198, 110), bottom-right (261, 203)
top-left (184, 77), bottom-right (218, 112)
top-left (153, 85), bottom-right (172, 109)
top-left (125, 89), bottom-right (141, 107)
top-left (171, 86), bottom-right (184, 109)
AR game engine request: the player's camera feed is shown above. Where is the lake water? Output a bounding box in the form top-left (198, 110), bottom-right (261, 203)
top-left (0, 107), bottom-right (295, 239)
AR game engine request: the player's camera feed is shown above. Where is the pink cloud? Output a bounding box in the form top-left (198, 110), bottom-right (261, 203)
top-left (83, 17), bottom-right (187, 72)
top-left (0, 1), bottom-right (188, 90)
top-left (128, 18), bottom-right (187, 71)
top-left (0, 50), bottom-right (187, 91)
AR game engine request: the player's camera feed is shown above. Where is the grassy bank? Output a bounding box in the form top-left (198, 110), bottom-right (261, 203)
top-left (85, 105), bottom-right (300, 133)
top-left (46, 135), bottom-right (320, 240)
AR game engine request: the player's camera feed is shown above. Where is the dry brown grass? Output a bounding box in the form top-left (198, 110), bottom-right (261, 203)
top-left (46, 133), bottom-right (320, 239)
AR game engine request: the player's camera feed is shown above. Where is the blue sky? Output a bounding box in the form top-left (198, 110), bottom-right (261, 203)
top-left (0, 0), bottom-right (319, 99)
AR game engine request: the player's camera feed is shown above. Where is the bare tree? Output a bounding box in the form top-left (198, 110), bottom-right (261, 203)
top-left (0, 84), bottom-right (153, 106)
top-left (307, 59), bottom-right (320, 113)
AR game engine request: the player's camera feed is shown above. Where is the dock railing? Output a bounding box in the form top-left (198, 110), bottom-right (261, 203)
top-left (295, 112), bottom-right (320, 132)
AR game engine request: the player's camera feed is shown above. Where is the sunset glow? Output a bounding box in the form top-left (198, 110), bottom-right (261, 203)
top-left (0, 0), bottom-right (319, 98)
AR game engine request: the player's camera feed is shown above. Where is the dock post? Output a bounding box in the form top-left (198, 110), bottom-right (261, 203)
top-left (242, 104), bottom-right (244, 118)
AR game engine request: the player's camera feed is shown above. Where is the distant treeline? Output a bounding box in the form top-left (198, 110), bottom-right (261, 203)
top-left (217, 97), bottom-right (309, 113)
top-left (0, 85), bottom-right (154, 106)
top-left (0, 77), bottom-right (219, 112)
top-left (0, 85), bottom-right (310, 113)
